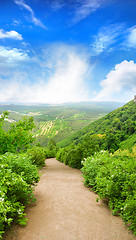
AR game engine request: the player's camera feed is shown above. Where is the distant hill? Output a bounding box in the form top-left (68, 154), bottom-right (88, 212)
top-left (0, 101), bottom-right (124, 146)
top-left (32, 101), bottom-right (124, 146)
top-left (58, 100), bottom-right (136, 149)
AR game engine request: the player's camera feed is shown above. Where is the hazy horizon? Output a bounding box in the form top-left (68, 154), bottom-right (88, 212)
top-left (0, 100), bottom-right (125, 106)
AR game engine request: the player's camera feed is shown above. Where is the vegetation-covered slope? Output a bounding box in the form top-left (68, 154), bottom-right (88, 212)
top-left (58, 100), bottom-right (136, 149)
top-left (0, 102), bottom-right (123, 146)
top-left (0, 100), bottom-right (136, 236)
top-left (56, 99), bottom-right (136, 234)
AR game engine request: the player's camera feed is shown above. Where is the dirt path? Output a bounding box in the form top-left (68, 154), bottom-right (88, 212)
top-left (4, 158), bottom-right (136, 240)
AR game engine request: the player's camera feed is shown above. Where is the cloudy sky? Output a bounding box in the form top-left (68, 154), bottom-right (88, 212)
top-left (0, 0), bottom-right (136, 104)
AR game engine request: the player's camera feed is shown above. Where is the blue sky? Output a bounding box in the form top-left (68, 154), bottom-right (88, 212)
top-left (0, 0), bottom-right (136, 103)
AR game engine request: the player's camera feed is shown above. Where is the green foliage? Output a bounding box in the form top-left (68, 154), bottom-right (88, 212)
top-left (0, 116), bottom-right (35, 154)
top-left (30, 102), bottom-right (121, 147)
top-left (27, 147), bottom-right (46, 168)
top-left (58, 100), bottom-right (136, 151)
top-left (119, 133), bottom-right (136, 150)
top-left (0, 153), bottom-right (39, 239)
top-left (2, 153), bottom-right (40, 185)
top-left (103, 132), bottom-right (120, 153)
top-left (0, 102), bottom-right (124, 149)
top-left (56, 134), bottom-right (104, 169)
top-left (0, 112), bottom-right (49, 239)
top-left (66, 147), bottom-right (83, 169)
top-left (56, 145), bottom-right (83, 169)
top-left (46, 139), bottom-right (58, 158)
top-left (81, 150), bottom-right (136, 234)
top-left (56, 146), bottom-right (80, 168)
top-left (0, 111), bottom-right (9, 122)
top-left (1, 100), bottom-right (136, 237)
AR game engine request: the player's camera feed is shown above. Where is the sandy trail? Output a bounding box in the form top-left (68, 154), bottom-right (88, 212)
top-left (4, 158), bottom-right (136, 240)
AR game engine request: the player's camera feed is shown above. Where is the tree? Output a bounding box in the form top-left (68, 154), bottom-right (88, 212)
top-left (0, 115), bottom-right (35, 154)
top-left (0, 111), bottom-right (9, 122)
top-left (104, 132), bottom-right (119, 153)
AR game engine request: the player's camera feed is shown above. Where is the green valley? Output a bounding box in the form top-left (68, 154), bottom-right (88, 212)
top-left (0, 99), bottom-right (136, 237)
top-left (0, 101), bottom-right (124, 146)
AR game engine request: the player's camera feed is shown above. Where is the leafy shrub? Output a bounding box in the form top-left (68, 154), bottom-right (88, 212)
top-left (1, 153), bottom-right (40, 185)
top-left (45, 148), bottom-right (55, 158)
top-left (56, 148), bottom-right (67, 162)
top-left (27, 147), bottom-right (46, 168)
top-left (45, 139), bottom-right (58, 158)
top-left (66, 147), bottom-right (83, 169)
top-left (81, 150), bottom-right (136, 234)
top-left (0, 153), bottom-right (40, 239)
top-left (0, 165), bottom-right (29, 237)
top-left (81, 150), bottom-right (110, 188)
top-left (0, 116), bottom-right (35, 154)
top-left (56, 137), bottom-right (100, 169)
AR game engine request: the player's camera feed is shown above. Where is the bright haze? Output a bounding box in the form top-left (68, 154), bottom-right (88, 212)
top-left (0, 0), bottom-right (136, 104)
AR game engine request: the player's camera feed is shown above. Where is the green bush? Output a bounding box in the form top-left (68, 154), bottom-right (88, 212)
top-left (56, 148), bottom-right (66, 162)
top-left (56, 146), bottom-right (83, 169)
top-left (81, 151), bottom-right (110, 189)
top-left (1, 153), bottom-right (39, 185)
top-left (66, 147), bottom-right (82, 169)
top-left (81, 150), bottom-right (136, 234)
top-left (45, 139), bottom-right (58, 158)
top-left (0, 153), bottom-right (40, 239)
top-left (27, 147), bottom-right (46, 168)
top-left (56, 135), bottom-right (102, 169)
top-left (44, 148), bottom-right (55, 158)
top-left (0, 116), bottom-right (35, 155)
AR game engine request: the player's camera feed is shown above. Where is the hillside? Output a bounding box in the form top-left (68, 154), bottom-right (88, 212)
top-left (1, 100), bottom-right (135, 238)
top-left (0, 102), bottom-right (123, 146)
top-left (58, 99), bottom-right (136, 149)
top-left (56, 99), bottom-right (136, 234)
top-left (31, 101), bottom-right (124, 146)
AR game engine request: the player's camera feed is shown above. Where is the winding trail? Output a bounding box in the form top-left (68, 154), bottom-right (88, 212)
top-left (4, 158), bottom-right (136, 240)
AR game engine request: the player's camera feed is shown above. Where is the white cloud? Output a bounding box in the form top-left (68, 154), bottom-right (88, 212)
top-left (14, 0), bottom-right (46, 28)
top-left (0, 45), bottom-right (90, 103)
top-left (0, 29), bottom-right (22, 40)
top-left (72, 0), bottom-right (107, 24)
top-left (127, 26), bottom-right (136, 48)
top-left (0, 46), bottom-right (29, 63)
top-left (12, 20), bottom-right (21, 26)
top-left (94, 60), bottom-right (136, 102)
top-left (41, 49), bottom-right (89, 103)
top-left (91, 24), bottom-right (124, 55)
top-left (91, 24), bottom-right (136, 53)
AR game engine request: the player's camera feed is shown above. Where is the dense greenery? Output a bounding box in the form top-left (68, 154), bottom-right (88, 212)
top-left (0, 113), bottom-right (48, 239)
top-left (0, 153), bottom-right (39, 239)
top-left (0, 102), bottom-right (123, 147)
top-left (56, 100), bottom-right (136, 234)
top-left (0, 113), bottom-right (35, 154)
top-left (27, 140), bottom-right (58, 168)
top-left (56, 134), bottom-right (101, 169)
top-left (27, 147), bottom-right (47, 168)
top-left (34, 102), bottom-right (123, 146)
top-left (0, 112), bottom-right (59, 239)
top-left (1, 100), bottom-right (136, 236)
top-left (81, 149), bottom-right (136, 234)
top-left (56, 100), bottom-right (136, 176)
top-left (57, 100), bottom-right (136, 148)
